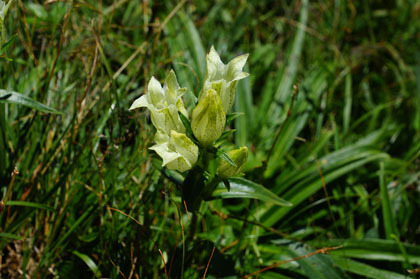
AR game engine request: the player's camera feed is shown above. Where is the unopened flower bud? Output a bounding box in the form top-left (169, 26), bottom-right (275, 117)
top-left (191, 88), bottom-right (226, 147)
top-left (217, 146), bottom-right (248, 178)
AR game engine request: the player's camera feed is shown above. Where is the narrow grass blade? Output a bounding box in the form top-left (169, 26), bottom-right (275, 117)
top-left (331, 256), bottom-right (406, 279)
top-left (318, 239), bottom-right (420, 265)
top-left (73, 250), bottom-right (102, 278)
top-left (262, 149), bottom-right (389, 227)
top-left (343, 72), bottom-right (352, 134)
top-left (0, 90), bottom-right (61, 114)
top-left (6, 201), bottom-right (55, 212)
top-left (0, 232), bottom-right (23, 240)
top-left (379, 161), bottom-right (398, 239)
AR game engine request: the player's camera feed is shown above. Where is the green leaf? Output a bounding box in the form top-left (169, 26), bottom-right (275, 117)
top-left (178, 111), bottom-right (194, 140)
top-left (0, 34), bottom-right (16, 54)
top-left (212, 177), bottom-right (292, 206)
top-left (318, 239), bottom-right (420, 265)
top-left (0, 90), bottom-right (61, 114)
top-left (5, 200), bottom-right (55, 212)
top-left (215, 129), bottom-right (236, 144)
top-left (27, 3), bottom-right (48, 20)
top-left (331, 256), bottom-right (406, 279)
top-left (216, 149), bottom-right (237, 167)
top-left (288, 244), bottom-right (348, 279)
top-left (226, 112), bottom-right (244, 124)
top-left (72, 251), bottom-right (102, 278)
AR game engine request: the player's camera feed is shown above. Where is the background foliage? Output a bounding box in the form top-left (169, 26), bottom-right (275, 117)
top-left (1, 0), bottom-right (420, 278)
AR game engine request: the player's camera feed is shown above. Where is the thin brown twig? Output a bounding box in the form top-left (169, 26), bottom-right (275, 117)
top-left (102, 42), bottom-right (148, 92)
top-left (202, 246), bottom-right (216, 279)
top-left (241, 246), bottom-right (343, 279)
top-left (159, 249), bottom-right (168, 279)
top-left (159, 0), bottom-right (186, 32)
top-left (183, 200), bottom-right (190, 220)
top-left (5, 167), bottom-right (19, 202)
top-left (154, 0), bottom-right (187, 43)
top-left (108, 207), bottom-right (143, 227)
top-left (220, 240), bottom-right (239, 254)
top-left (109, 256), bottom-right (127, 279)
top-left (210, 209), bottom-right (291, 239)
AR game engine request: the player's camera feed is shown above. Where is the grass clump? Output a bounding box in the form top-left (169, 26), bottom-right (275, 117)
top-left (1, 1), bottom-right (420, 278)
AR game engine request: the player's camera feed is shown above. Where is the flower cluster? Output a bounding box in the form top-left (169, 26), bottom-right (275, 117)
top-left (130, 47), bottom-right (249, 177)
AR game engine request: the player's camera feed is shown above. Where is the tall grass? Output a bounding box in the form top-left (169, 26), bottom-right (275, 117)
top-left (1, 1), bottom-right (419, 278)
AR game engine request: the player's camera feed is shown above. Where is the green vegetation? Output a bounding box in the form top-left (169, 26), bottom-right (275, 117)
top-left (1, 0), bottom-right (420, 278)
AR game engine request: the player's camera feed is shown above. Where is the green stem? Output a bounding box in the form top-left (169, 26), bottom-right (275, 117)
top-left (200, 177), bottom-right (222, 201)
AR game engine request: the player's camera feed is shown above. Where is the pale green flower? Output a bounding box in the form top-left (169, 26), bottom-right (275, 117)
top-left (217, 146), bottom-right (248, 178)
top-left (150, 130), bottom-right (199, 172)
top-left (199, 46), bottom-right (249, 114)
top-left (0, 0), bottom-right (13, 45)
top-left (191, 88), bottom-right (226, 147)
top-left (130, 70), bottom-right (188, 137)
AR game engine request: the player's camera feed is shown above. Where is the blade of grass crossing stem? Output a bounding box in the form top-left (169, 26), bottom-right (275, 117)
top-left (265, 0), bottom-right (308, 130)
top-left (343, 72), bottom-right (352, 134)
top-left (391, 234), bottom-right (413, 270)
top-left (379, 161), bottom-right (398, 239)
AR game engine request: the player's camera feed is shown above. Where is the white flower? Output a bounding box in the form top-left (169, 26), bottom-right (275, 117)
top-left (199, 46), bottom-right (249, 114)
top-left (130, 70), bottom-right (188, 137)
top-left (130, 71), bottom-right (199, 172)
top-left (0, 0), bottom-right (13, 45)
top-left (150, 130), bottom-right (199, 172)
top-left (0, 0), bottom-right (12, 21)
